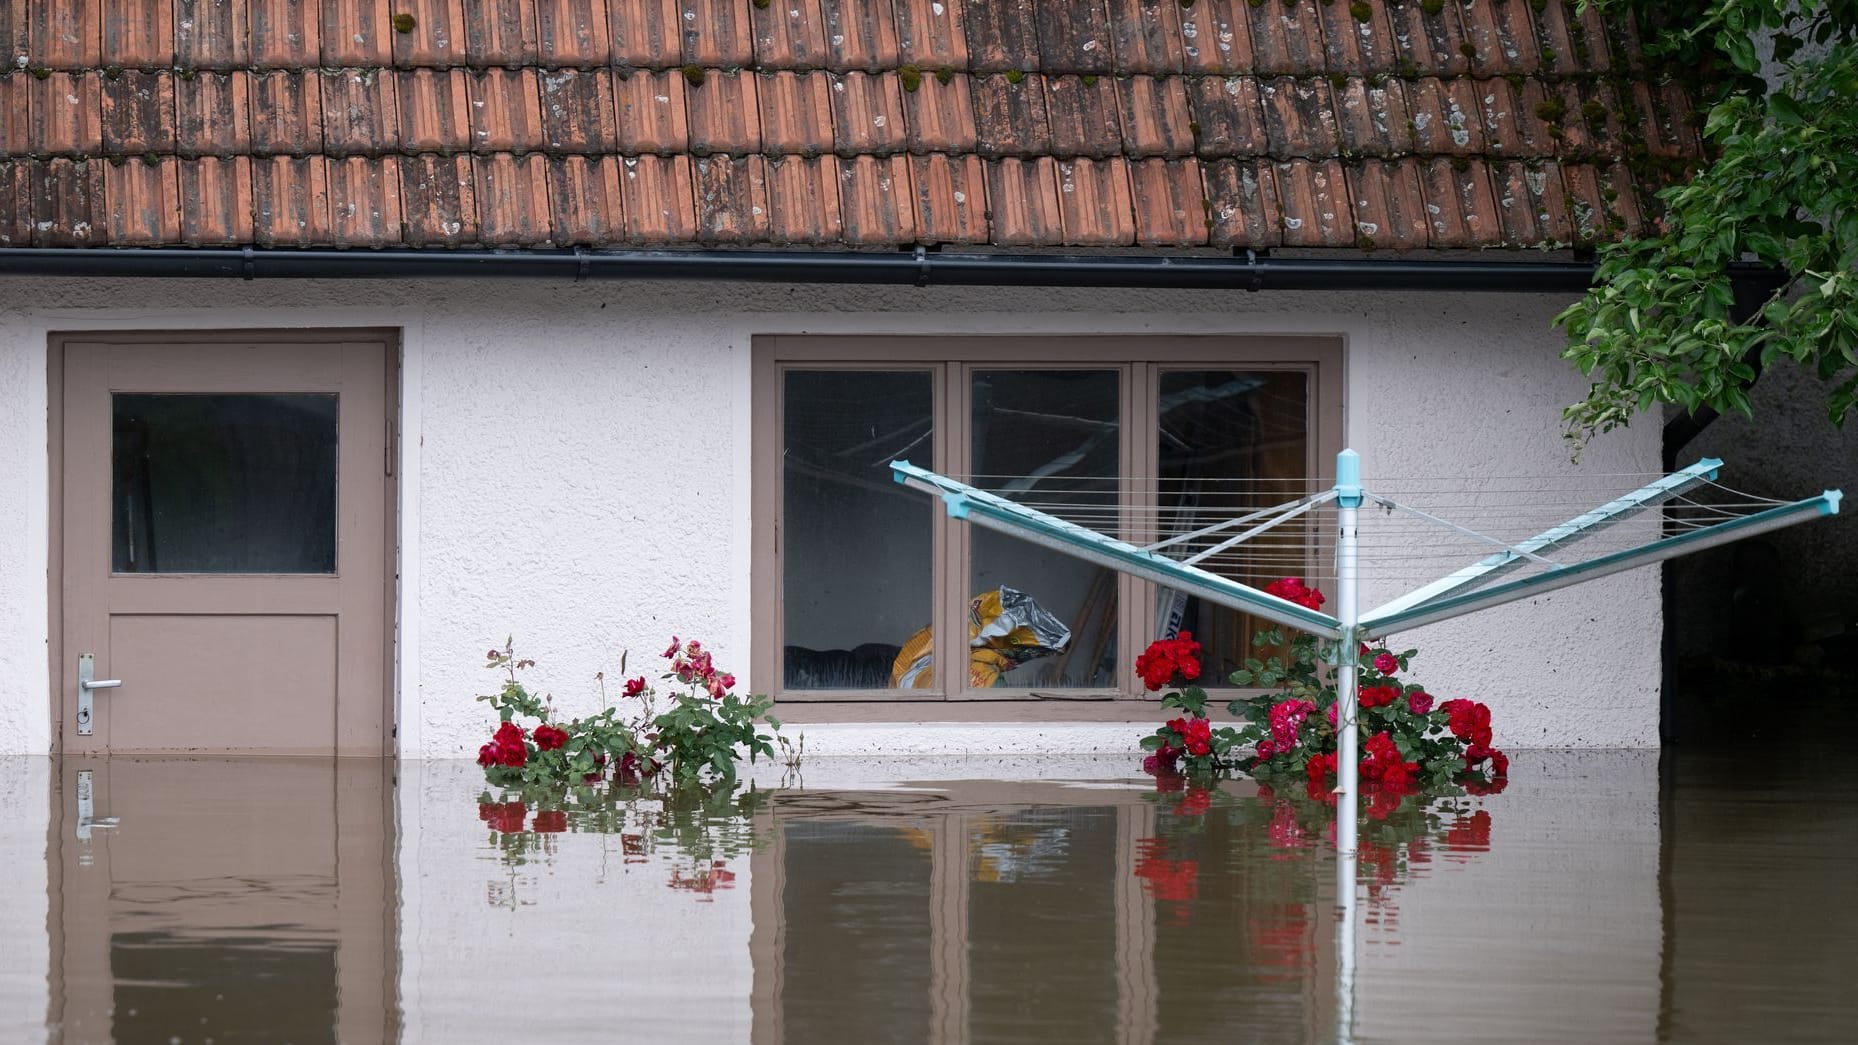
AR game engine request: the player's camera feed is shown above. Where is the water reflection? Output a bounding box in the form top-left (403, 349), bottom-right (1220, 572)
top-left (5, 751), bottom-right (1853, 1043)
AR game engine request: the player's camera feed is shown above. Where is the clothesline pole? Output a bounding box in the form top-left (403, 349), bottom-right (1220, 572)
top-left (1334, 449), bottom-right (1362, 867)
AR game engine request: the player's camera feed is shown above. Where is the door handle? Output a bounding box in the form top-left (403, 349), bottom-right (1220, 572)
top-left (76, 654), bottom-right (120, 737)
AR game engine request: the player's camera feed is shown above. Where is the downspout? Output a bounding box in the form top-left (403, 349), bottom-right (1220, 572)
top-left (1658, 272), bottom-right (1783, 742)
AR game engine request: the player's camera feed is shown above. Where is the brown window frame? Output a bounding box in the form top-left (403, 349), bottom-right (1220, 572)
top-left (751, 335), bottom-right (1344, 713)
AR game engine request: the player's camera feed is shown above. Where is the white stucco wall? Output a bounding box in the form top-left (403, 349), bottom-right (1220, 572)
top-left (0, 276), bottom-right (1662, 755)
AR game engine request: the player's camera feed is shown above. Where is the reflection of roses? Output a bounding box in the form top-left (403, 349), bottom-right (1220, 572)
top-left (1176, 788), bottom-right (1213, 817)
top-left (478, 801), bottom-right (527, 834)
top-left (532, 810), bottom-right (568, 833)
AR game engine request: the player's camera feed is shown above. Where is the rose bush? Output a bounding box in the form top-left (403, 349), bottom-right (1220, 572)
top-left (1140, 578), bottom-right (1507, 797)
top-left (476, 637), bottom-right (788, 788)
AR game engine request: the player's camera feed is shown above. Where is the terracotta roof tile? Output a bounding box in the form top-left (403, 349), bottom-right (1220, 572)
top-left (679, 0), bottom-right (756, 67)
top-left (1492, 158), bottom-right (1570, 245)
top-left (178, 156), bottom-right (254, 244)
top-left (537, 0), bottom-right (611, 65)
top-left (539, 68), bottom-right (617, 153)
top-left (606, 0), bottom-right (675, 67)
top-left (1185, 74), bottom-right (1267, 159)
top-left (251, 154), bottom-right (330, 244)
top-left (28, 72), bottom-right (101, 158)
top-left (175, 71), bottom-right (252, 157)
top-left (911, 152), bottom-right (986, 242)
top-left (102, 71), bottom-right (175, 156)
top-left (251, 71), bottom-right (321, 156)
top-left (1055, 157), bottom-right (1133, 245)
top-left (397, 70), bottom-right (473, 153)
top-left (1558, 160), bottom-right (1605, 242)
top-left (1459, 0), bottom-right (1541, 76)
top-left (321, 68), bottom-right (400, 156)
top-left (321, 0), bottom-right (392, 66)
top-left (1386, 0), bottom-right (1470, 78)
top-left (821, 0), bottom-right (900, 72)
top-left (1037, 0), bottom-right (1114, 74)
top-left (466, 68), bottom-right (543, 153)
top-left (473, 151), bottom-right (551, 242)
top-left (1260, 77), bottom-right (1339, 158)
top-left (33, 159), bottom-right (107, 245)
top-left (984, 156), bottom-right (1061, 245)
top-left (1556, 79), bottom-right (1624, 158)
top-left (1641, 80), bottom-right (1699, 158)
top-left (249, 1), bottom-right (318, 68)
top-left (964, 0), bottom-right (1039, 74)
top-left (765, 154), bottom-right (841, 244)
top-left (896, 0), bottom-right (967, 68)
top-left (1128, 157), bottom-right (1205, 246)
top-left (0, 79), bottom-right (27, 157)
top-left (394, 0), bottom-right (470, 67)
top-left (1204, 158), bottom-right (1280, 248)
top-left (464, 0), bottom-right (539, 66)
top-left (693, 153), bottom-right (769, 242)
top-left (1275, 158), bottom-right (1351, 247)
top-left (619, 153), bottom-right (697, 242)
top-left (1046, 75), bottom-right (1120, 160)
top-left (1527, 0), bottom-right (1585, 76)
top-left (752, 0), bottom-right (828, 68)
top-left (1477, 77), bottom-right (1548, 158)
top-left (1104, 0), bottom-right (1182, 76)
top-left (327, 154), bottom-right (404, 245)
top-left (838, 153), bottom-right (915, 243)
top-left (1406, 77), bottom-right (1483, 156)
top-left (1335, 78), bottom-right (1411, 157)
top-left (685, 68), bottom-right (760, 155)
top-left (759, 72), bottom-right (833, 155)
top-left (0, 162), bottom-right (28, 247)
top-left (972, 73), bottom-right (1051, 158)
top-left (1346, 157), bottom-right (1428, 250)
top-left (545, 153), bottom-right (625, 242)
top-left (1246, 0), bottom-right (1325, 77)
top-left (400, 152), bottom-right (477, 245)
top-left (0, 4), bottom-right (21, 67)
top-left (900, 70), bottom-right (977, 154)
top-left (1178, 0), bottom-right (1252, 75)
top-left (1418, 155), bottom-right (1499, 247)
top-left (105, 157), bottom-right (179, 244)
top-left (32, 0), bottom-right (100, 70)
top-left (106, 0), bottom-right (175, 69)
top-left (613, 69), bottom-right (688, 153)
top-left (1602, 162), bottom-right (1644, 236)
top-left (1115, 74), bottom-right (1193, 159)
top-left (830, 72), bottom-right (905, 155)
top-left (1318, 0), bottom-right (1397, 76)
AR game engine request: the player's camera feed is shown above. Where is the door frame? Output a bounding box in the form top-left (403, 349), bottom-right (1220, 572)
top-left (46, 328), bottom-right (401, 755)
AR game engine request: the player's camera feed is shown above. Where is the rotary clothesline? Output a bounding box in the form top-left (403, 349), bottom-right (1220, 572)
top-left (892, 450), bottom-right (1842, 860)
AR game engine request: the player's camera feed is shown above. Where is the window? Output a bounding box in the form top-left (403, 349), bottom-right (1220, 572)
top-left (752, 337), bottom-right (1342, 703)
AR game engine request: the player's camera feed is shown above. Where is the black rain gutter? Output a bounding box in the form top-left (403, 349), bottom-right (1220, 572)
top-left (0, 245), bottom-right (1625, 292)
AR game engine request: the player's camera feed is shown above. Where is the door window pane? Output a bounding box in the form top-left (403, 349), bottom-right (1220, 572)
top-left (1154, 371), bottom-right (1312, 683)
top-left (112, 394), bottom-right (339, 574)
top-left (782, 370), bottom-right (934, 690)
top-left (969, 370), bottom-right (1119, 689)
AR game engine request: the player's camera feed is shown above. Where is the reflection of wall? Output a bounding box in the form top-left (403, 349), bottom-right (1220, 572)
top-left (0, 758), bottom-right (49, 1032)
top-left (1352, 752), bottom-right (1661, 1042)
top-left (395, 761), bottom-right (755, 1041)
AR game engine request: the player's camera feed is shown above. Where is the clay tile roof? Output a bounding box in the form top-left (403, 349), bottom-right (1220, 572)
top-left (0, 0), bottom-right (1698, 252)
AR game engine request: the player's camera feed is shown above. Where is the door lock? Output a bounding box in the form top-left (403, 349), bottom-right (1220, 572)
top-left (76, 654), bottom-right (122, 737)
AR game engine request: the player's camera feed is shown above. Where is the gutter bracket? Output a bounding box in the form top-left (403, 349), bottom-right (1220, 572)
top-left (574, 246), bottom-right (591, 283)
top-left (1245, 249), bottom-right (1262, 293)
top-left (913, 245), bottom-right (931, 288)
top-left (240, 245), bottom-right (255, 281)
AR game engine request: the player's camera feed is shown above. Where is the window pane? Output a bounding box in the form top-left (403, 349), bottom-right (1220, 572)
top-left (783, 370), bottom-right (934, 690)
top-left (112, 394), bottom-right (339, 574)
top-left (969, 369), bottom-right (1119, 689)
top-left (1154, 371), bottom-right (1312, 683)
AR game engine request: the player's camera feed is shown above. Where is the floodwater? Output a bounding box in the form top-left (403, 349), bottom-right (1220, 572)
top-left (3, 748), bottom-right (1854, 1044)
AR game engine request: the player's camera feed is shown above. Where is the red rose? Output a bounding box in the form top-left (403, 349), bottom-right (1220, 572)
top-left (1264, 577), bottom-right (1327, 611)
top-left (1408, 691), bottom-right (1434, 715)
top-left (623, 676), bottom-right (647, 698)
top-left (533, 724), bottom-right (569, 751)
top-left (532, 810), bottom-right (568, 834)
top-left (1373, 652), bottom-right (1399, 674)
top-left (1135, 633), bottom-right (1203, 690)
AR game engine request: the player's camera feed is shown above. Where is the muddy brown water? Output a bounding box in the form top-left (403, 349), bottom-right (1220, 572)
top-left (9, 748), bottom-right (1854, 1044)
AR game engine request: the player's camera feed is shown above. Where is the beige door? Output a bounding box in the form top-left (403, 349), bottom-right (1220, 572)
top-left (56, 332), bottom-right (394, 754)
